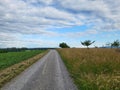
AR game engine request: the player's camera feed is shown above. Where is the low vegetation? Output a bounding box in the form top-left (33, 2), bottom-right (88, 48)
top-left (58, 48), bottom-right (120, 90)
top-left (0, 50), bottom-right (45, 70)
top-left (0, 50), bottom-right (47, 88)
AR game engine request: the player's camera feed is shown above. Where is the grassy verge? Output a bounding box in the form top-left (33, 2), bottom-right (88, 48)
top-left (0, 50), bottom-right (48, 88)
top-left (57, 48), bottom-right (120, 90)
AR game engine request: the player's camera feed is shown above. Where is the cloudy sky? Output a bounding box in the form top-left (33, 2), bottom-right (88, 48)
top-left (0, 0), bottom-right (120, 48)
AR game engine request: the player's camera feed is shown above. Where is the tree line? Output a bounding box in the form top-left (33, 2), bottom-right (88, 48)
top-left (59, 40), bottom-right (120, 49)
top-left (0, 47), bottom-right (49, 53)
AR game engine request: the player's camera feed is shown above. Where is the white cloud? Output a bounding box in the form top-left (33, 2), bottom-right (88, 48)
top-left (0, 0), bottom-right (120, 47)
top-left (57, 0), bottom-right (120, 30)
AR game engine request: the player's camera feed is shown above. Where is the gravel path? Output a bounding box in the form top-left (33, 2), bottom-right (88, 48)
top-left (1, 50), bottom-right (77, 90)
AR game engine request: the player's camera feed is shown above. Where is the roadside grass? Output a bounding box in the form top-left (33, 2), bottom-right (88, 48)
top-left (0, 50), bottom-right (48, 88)
top-left (57, 48), bottom-right (120, 90)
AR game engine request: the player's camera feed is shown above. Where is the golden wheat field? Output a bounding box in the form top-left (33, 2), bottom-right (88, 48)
top-left (57, 48), bottom-right (120, 90)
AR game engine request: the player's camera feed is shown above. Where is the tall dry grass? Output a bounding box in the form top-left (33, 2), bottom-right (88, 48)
top-left (57, 48), bottom-right (120, 90)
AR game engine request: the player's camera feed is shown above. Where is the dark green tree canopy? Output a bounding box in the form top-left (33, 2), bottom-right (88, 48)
top-left (59, 42), bottom-right (70, 48)
top-left (111, 40), bottom-right (120, 48)
top-left (81, 40), bottom-right (95, 48)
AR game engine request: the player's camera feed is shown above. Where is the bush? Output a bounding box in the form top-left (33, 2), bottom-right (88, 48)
top-left (59, 42), bottom-right (70, 48)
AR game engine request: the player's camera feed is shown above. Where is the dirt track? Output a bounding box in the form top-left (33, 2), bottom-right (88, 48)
top-left (1, 50), bottom-right (77, 90)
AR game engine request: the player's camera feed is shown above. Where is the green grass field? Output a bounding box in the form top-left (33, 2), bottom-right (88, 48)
top-left (0, 50), bottom-right (45, 70)
top-left (58, 48), bottom-right (120, 90)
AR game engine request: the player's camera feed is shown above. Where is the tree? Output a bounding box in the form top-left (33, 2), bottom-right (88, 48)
top-left (111, 40), bottom-right (120, 48)
top-left (59, 42), bottom-right (70, 48)
top-left (81, 40), bottom-right (95, 49)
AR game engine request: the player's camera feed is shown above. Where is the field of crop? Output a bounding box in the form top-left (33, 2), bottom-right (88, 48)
top-left (0, 50), bottom-right (45, 70)
top-left (58, 48), bottom-right (120, 90)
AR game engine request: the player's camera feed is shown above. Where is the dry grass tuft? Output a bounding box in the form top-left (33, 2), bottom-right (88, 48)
top-left (57, 48), bottom-right (120, 90)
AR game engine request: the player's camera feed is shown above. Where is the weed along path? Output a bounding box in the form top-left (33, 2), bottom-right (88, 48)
top-left (1, 50), bottom-right (77, 90)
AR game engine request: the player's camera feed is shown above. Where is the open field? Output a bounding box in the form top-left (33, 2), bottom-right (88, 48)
top-left (0, 50), bottom-right (46, 70)
top-left (1, 50), bottom-right (77, 90)
top-left (0, 50), bottom-right (47, 88)
top-left (57, 48), bottom-right (120, 90)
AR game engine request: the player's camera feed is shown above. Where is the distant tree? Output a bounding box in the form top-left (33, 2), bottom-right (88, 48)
top-left (81, 40), bottom-right (95, 49)
top-left (0, 50), bottom-right (8, 53)
top-left (111, 43), bottom-right (114, 48)
top-left (21, 47), bottom-right (28, 51)
top-left (59, 42), bottom-right (70, 48)
top-left (111, 40), bottom-right (120, 48)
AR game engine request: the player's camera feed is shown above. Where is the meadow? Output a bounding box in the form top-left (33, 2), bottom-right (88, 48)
top-left (0, 50), bottom-right (45, 70)
top-left (0, 50), bottom-right (47, 88)
top-left (58, 48), bottom-right (120, 90)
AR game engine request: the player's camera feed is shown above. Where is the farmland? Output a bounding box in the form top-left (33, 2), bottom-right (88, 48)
top-left (0, 50), bottom-right (47, 88)
top-left (0, 50), bottom-right (46, 70)
top-left (58, 48), bottom-right (120, 90)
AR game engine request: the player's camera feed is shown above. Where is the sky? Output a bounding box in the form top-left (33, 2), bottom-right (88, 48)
top-left (0, 0), bottom-right (120, 48)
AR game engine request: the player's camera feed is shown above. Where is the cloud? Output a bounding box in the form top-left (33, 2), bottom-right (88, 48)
top-left (56, 0), bottom-right (120, 30)
top-left (62, 29), bottom-right (98, 38)
top-left (0, 0), bottom-right (82, 35)
top-left (0, 0), bottom-right (120, 47)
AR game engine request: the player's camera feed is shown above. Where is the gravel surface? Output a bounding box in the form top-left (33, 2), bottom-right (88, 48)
top-left (1, 50), bottom-right (77, 90)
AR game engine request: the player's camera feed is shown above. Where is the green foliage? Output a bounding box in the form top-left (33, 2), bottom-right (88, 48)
top-left (59, 42), bottom-right (70, 48)
top-left (111, 40), bottom-right (120, 48)
top-left (81, 40), bottom-right (95, 48)
top-left (0, 50), bottom-right (45, 70)
top-left (0, 50), bottom-right (8, 53)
